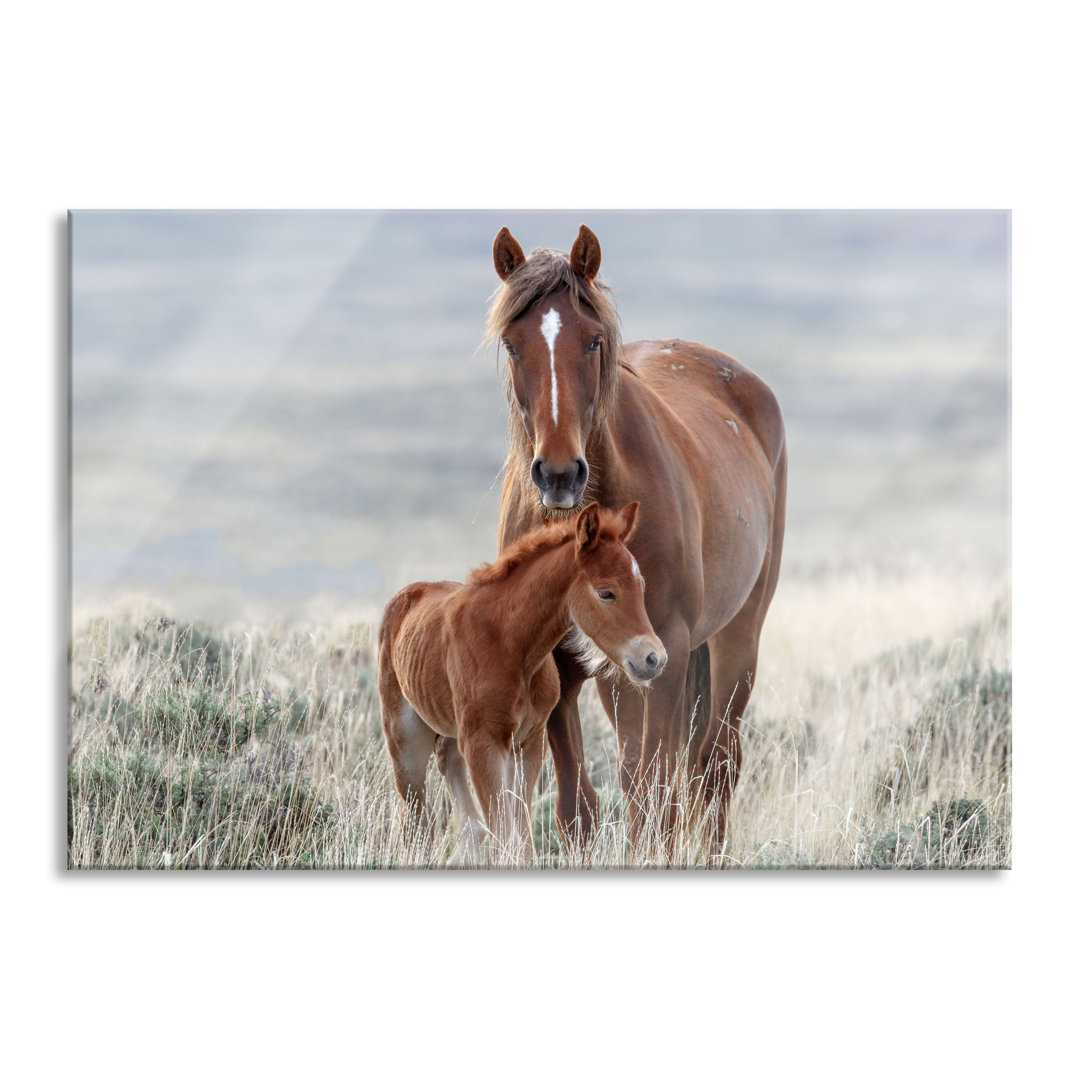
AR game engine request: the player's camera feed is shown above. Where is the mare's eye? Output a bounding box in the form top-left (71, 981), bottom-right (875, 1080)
top-left (503, 341), bottom-right (518, 357)
top-left (597, 588), bottom-right (615, 602)
top-left (588, 337), bottom-right (602, 352)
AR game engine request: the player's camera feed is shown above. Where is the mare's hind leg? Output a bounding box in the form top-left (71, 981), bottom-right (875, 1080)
top-left (546, 650), bottom-right (599, 848)
top-left (697, 545), bottom-right (782, 862)
top-left (698, 445), bottom-right (785, 865)
top-left (433, 737), bottom-right (485, 866)
top-left (684, 643), bottom-right (713, 777)
top-left (698, 626), bottom-right (755, 864)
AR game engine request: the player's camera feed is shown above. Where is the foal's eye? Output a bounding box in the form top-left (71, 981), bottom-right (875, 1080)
top-left (597, 588), bottom-right (615, 602)
top-left (503, 341), bottom-right (518, 357)
top-left (588, 337), bottom-right (602, 352)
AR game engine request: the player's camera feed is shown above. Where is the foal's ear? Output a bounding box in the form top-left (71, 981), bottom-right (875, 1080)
top-left (570, 224), bottom-right (602, 283)
top-left (575, 501), bottom-right (602, 553)
top-left (493, 227), bottom-right (527, 281)
top-left (616, 501), bottom-right (640, 544)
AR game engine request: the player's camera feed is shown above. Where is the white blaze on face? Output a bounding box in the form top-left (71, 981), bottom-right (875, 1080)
top-left (540, 307), bottom-right (562, 426)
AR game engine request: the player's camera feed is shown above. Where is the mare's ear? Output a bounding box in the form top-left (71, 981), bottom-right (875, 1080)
top-left (493, 227), bottom-right (527, 281)
top-left (570, 224), bottom-right (602, 283)
top-left (616, 501), bottom-right (640, 544)
top-left (575, 501), bottom-right (602, 554)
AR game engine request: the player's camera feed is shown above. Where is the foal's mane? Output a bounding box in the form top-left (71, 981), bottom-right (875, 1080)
top-left (485, 245), bottom-right (623, 469)
top-left (466, 518), bottom-right (576, 587)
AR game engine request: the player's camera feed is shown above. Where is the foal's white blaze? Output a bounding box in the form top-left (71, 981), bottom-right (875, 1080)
top-left (630, 555), bottom-right (643, 583)
top-left (540, 307), bottom-right (562, 425)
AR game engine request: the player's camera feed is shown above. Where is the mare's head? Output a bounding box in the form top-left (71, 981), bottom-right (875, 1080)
top-left (568, 502), bottom-right (666, 686)
top-left (488, 225), bottom-right (622, 512)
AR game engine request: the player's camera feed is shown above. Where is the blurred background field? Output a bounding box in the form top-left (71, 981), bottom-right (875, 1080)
top-left (71, 210), bottom-right (1008, 621)
top-left (69, 210), bottom-right (1010, 868)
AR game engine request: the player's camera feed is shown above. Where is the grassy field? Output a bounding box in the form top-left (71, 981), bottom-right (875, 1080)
top-left (67, 567), bottom-right (1010, 870)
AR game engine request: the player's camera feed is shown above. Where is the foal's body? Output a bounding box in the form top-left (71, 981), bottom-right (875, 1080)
top-left (378, 502), bottom-right (664, 864)
top-left (378, 562), bottom-right (563, 863)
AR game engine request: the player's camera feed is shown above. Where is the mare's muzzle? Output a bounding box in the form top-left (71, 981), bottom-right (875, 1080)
top-left (531, 455), bottom-right (589, 510)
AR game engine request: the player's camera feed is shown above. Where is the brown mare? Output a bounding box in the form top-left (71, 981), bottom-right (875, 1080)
top-left (489, 224), bottom-right (787, 861)
top-left (377, 501), bottom-right (666, 865)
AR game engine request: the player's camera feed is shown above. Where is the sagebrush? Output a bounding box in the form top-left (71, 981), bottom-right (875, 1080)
top-left (68, 572), bottom-right (1010, 869)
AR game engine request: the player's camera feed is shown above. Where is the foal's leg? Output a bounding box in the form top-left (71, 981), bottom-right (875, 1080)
top-left (461, 722), bottom-right (533, 866)
top-left (433, 736), bottom-right (486, 866)
top-left (511, 722), bottom-right (548, 860)
top-left (379, 676), bottom-right (437, 836)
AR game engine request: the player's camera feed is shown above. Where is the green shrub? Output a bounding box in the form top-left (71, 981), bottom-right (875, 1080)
top-left (139, 685), bottom-right (278, 756)
top-left (875, 665), bottom-right (1010, 807)
top-left (532, 784), bottom-right (627, 859)
top-left (68, 746), bottom-right (335, 869)
top-left (136, 623), bottom-right (236, 686)
top-left (861, 797), bottom-right (1001, 869)
top-left (931, 796), bottom-right (992, 858)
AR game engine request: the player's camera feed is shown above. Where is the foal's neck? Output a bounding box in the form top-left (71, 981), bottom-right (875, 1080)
top-left (487, 539), bottom-right (579, 673)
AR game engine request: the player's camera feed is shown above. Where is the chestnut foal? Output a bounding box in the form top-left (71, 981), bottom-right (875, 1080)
top-left (377, 501), bottom-right (666, 865)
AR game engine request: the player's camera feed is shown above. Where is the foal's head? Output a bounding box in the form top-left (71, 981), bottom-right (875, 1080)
top-left (489, 225), bottom-right (621, 512)
top-left (568, 502), bottom-right (667, 687)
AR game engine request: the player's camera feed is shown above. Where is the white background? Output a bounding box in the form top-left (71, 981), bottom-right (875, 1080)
top-left (4, 2), bottom-right (1075, 1075)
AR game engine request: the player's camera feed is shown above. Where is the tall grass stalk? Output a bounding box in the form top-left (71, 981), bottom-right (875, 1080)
top-left (68, 570), bottom-right (1010, 870)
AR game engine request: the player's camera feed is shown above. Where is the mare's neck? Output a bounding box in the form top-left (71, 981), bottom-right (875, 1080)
top-left (584, 362), bottom-right (651, 499)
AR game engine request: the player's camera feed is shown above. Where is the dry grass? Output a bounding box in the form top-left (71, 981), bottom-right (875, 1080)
top-left (724, 567), bottom-right (1010, 868)
top-left (67, 569), bottom-right (1010, 870)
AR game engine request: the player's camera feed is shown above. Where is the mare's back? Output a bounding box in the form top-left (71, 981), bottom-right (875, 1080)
top-left (624, 340), bottom-right (785, 467)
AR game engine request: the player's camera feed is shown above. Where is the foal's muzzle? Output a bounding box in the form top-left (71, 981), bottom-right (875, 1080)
top-left (531, 455), bottom-right (589, 510)
top-left (624, 640), bottom-right (668, 685)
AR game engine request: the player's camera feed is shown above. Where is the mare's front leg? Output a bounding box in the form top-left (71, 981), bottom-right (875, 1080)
top-left (433, 736), bottom-right (486, 866)
top-left (546, 649), bottom-right (600, 849)
top-left (599, 621), bottom-right (691, 860)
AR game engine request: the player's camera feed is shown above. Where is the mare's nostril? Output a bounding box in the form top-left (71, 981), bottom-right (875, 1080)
top-left (645, 652), bottom-right (659, 671)
top-left (572, 457), bottom-right (589, 493)
top-left (531, 457), bottom-right (546, 490)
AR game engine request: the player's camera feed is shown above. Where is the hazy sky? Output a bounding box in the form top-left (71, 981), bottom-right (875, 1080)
top-left (71, 210), bottom-right (1009, 621)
